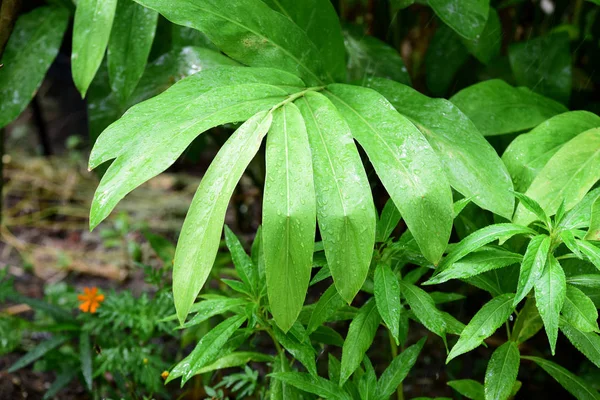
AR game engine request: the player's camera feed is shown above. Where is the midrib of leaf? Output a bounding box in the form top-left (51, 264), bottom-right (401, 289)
top-left (184, 3), bottom-right (323, 85)
top-left (523, 357), bottom-right (600, 399)
top-left (466, 296), bottom-right (513, 341)
top-left (565, 296), bottom-right (595, 329)
top-left (494, 344), bottom-right (514, 396)
top-left (326, 90), bottom-right (421, 192)
top-left (379, 268), bottom-right (394, 325)
top-left (283, 108), bottom-right (292, 305)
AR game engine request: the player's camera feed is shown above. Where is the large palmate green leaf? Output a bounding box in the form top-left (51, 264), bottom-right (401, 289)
top-left (425, 22), bottom-right (469, 96)
top-left (89, 67), bottom-right (303, 228)
top-left (425, 247), bottom-right (522, 285)
top-left (107, 0), bottom-right (158, 105)
top-left (562, 285), bottom-right (599, 333)
top-left (263, 0), bottom-right (346, 82)
top-left (264, 104), bottom-right (317, 331)
top-left (502, 111), bottom-right (600, 192)
top-left (376, 338), bottom-right (426, 399)
top-left (72, 0), bottom-right (118, 97)
top-left (340, 300), bottom-right (381, 385)
top-left (514, 128), bottom-right (600, 227)
top-left (450, 79), bottom-right (568, 136)
top-left (134, 0), bottom-right (327, 85)
top-left (508, 32), bottom-right (572, 104)
top-left (447, 293), bottom-right (515, 363)
top-left (535, 255), bottom-right (566, 354)
top-left (514, 235), bottom-right (551, 306)
top-left (0, 6), bottom-right (70, 129)
top-left (365, 78), bottom-right (514, 219)
top-left (398, 280), bottom-right (446, 338)
top-left (374, 263), bottom-right (401, 344)
top-left (172, 112), bottom-right (272, 323)
top-left (297, 92), bottom-right (376, 303)
top-left (484, 341), bottom-right (520, 400)
top-left (427, 0), bottom-right (489, 40)
top-left (343, 27), bottom-right (411, 86)
top-left (461, 8), bottom-right (501, 65)
top-left (561, 324), bottom-right (600, 368)
top-left (522, 356), bottom-right (600, 400)
top-left (326, 84), bottom-right (452, 263)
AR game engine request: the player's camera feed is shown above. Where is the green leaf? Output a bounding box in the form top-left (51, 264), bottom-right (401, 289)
top-left (168, 315), bottom-right (246, 384)
top-left (425, 22), bottom-right (469, 96)
top-left (562, 230), bottom-right (584, 259)
top-left (561, 324), bottom-right (600, 368)
top-left (430, 291), bottom-right (465, 304)
top-left (340, 300), bottom-right (381, 385)
top-left (358, 357), bottom-right (377, 400)
top-left (562, 285), bottom-right (599, 333)
top-left (586, 197), bottom-right (600, 241)
top-left (264, 104), bottom-right (316, 332)
top-left (143, 231), bottom-right (175, 264)
top-left (425, 247), bottom-right (522, 285)
top-left (270, 372), bottom-right (352, 400)
top-left (447, 293), bottom-right (515, 363)
top-left (398, 280), bottom-right (446, 338)
top-left (172, 112), bottom-right (272, 323)
top-left (436, 224), bottom-right (536, 273)
top-left (135, 0), bottom-right (327, 85)
top-left (512, 192), bottom-right (550, 227)
top-left (502, 111), bottom-right (600, 192)
top-left (271, 324), bottom-right (318, 376)
top-left (72, 0), bottom-right (118, 97)
top-left (374, 263), bottom-right (401, 344)
top-left (364, 77), bottom-right (514, 219)
top-left (559, 188), bottom-right (600, 231)
top-left (270, 356), bottom-right (302, 400)
top-left (42, 370), bottom-right (78, 400)
top-left (224, 226), bottom-right (258, 295)
top-left (514, 235), bottom-right (551, 306)
top-left (450, 79), bottom-right (567, 136)
top-left (461, 8), bottom-right (501, 64)
top-left (263, 0), bottom-right (346, 82)
top-left (511, 297), bottom-right (544, 344)
top-left (326, 84), bottom-right (452, 264)
top-left (297, 92), bottom-right (376, 303)
top-left (376, 199), bottom-right (402, 242)
top-left (484, 341), bottom-right (520, 400)
top-left (447, 380), bottom-right (485, 400)
top-left (577, 240), bottom-right (600, 271)
top-left (107, 0), bottom-right (158, 105)
top-left (311, 326), bottom-right (345, 348)
top-left (427, 0), bottom-right (489, 40)
top-left (9, 336), bottom-right (69, 372)
top-left (195, 352), bottom-right (274, 374)
top-left (307, 284), bottom-right (345, 335)
top-left (79, 332), bottom-right (93, 391)
top-left (343, 26), bottom-right (411, 86)
top-left (376, 338), bottom-right (426, 399)
top-left (89, 67), bottom-right (302, 230)
top-left (522, 356), bottom-right (600, 400)
top-left (0, 6), bottom-right (70, 128)
top-left (176, 298), bottom-right (249, 328)
top-left (508, 32), bottom-right (571, 103)
top-left (534, 255), bottom-right (567, 355)
top-left (567, 274), bottom-right (600, 289)
top-left (514, 128), bottom-right (600, 227)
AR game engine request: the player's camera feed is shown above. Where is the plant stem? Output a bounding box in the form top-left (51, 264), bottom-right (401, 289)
top-left (388, 329), bottom-right (404, 400)
top-left (270, 86), bottom-right (325, 111)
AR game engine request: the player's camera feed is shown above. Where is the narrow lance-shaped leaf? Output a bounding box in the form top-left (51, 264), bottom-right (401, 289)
top-left (534, 255), bottom-right (567, 355)
top-left (425, 22), bottom-right (469, 96)
top-left (195, 352), bottom-right (274, 374)
top-left (79, 332), bottom-right (93, 391)
top-left (340, 300), bottom-right (381, 386)
top-left (447, 380), bottom-right (485, 400)
top-left (134, 0), bottom-right (327, 85)
top-left (577, 240), bottom-right (600, 272)
top-left (567, 275), bottom-right (600, 289)
top-left (376, 338), bottom-right (426, 399)
top-left (376, 199), bottom-right (402, 242)
top-left (447, 293), bottom-right (515, 363)
top-left (559, 188), bottom-right (600, 231)
top-left (514, 235), bottom-right (551, 306)
top-left (9, 336), bottom-right (69, 372)
top-left (107, 0), bottom-right (158, 105)
top-left (484, 341), bottom-right (520, 400)
top-left (326, 83), bottom-right (453, 264)
top-left (461, 8), bottom-right (501, 64)
top-left (89, 67), bottom-right (303, 229)
top-left (374, 263), bottom-right (401, 344)
top-left (172, 112), bottom-right (272, 323)
top-left (427, 0), bottom-right (489, 40)
top-left (522, 356), bottom-right (600, 400)
top-left (72, 0), bottom-right (118, 97)
top-left (511, 297), bottom-right (544, 344)
top-left (0, 6), bottom-right (70, 128)
top-left (264, 104), bottom-right (317, 331)
top-left (562, 285), bottom-right (599, 333)
top-left (560, 324), bottom-right (600, 368)
top-left (512, 192), bottom-right (551, 228)
top-left (450, 79), bottom-right (567, 136)
top-left (224, 226), bottom-right (258, 295)
top-left (502, 111), bottom-right (600, 193)
top-left (270, 372), bottom-right (352, 400)
top-left (262, 0), bottom-right (346, 82)
top-left (271, 324), bottom-right (318, 377)
top-left (425, 247), bottom-right (522, 285)
top-left (296, 92), bottom-right (376, 303)
top-left (398, 280), bottom-right (446, 339)
top-left (585, 197), bottom-right (600, 240)
top-left (307, 284), bottom-right (345, 335)
top-left (514, 128), bottom-right (600, 227)
top-left (364, 77), bottom-right (514, 219)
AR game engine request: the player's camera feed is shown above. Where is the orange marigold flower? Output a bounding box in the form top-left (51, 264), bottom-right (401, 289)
top-left (77, 287), bottom-right (105, 313)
